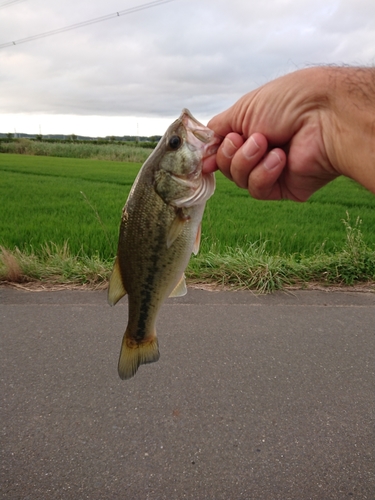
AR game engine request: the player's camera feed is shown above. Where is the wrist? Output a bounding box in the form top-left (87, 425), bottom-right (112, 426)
top-left (324, 67), bottom-right (375, 191)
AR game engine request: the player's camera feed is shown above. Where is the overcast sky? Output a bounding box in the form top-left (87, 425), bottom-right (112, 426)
top-left (1, 0), bottom-right (374, 137)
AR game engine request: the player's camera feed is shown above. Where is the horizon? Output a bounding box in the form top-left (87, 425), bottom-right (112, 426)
top-left (0, 114), bottom-right (176, 138)
top-left (0, 131), bottom-right (162, 140)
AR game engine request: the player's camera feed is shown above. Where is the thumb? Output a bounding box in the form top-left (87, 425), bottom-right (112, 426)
top-left (207, 108), bottom-right (236, 137)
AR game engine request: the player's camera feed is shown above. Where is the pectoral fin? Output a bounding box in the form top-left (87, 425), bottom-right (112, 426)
top-left (192, 223), bottom-right (201, 255)
top-left (166, 211), bottom-right (189, 248)
top-left (169, 274), bottom-right (187, 297)
top-left (107, 258), bottom-right (127, 306)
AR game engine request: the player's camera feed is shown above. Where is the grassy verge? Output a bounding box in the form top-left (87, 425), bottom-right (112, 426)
top-left (1, 215), bottom-right (374, 292)
top-left (0, 243), bottom-right (109, 287)
top-left (189, 216), bottom-right (375, 292)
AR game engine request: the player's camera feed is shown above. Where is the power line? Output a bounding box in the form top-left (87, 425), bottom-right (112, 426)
top-left (0, 0), bottom-right (177, 48)
top-left (0, 0), bottom-right (26, 9)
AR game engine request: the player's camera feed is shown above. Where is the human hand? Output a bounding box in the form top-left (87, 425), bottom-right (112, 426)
top-left (203, 68), bottom-right (342, 201)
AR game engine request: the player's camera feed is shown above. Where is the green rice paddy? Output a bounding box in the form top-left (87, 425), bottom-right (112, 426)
top-left (1, 152), bottom-right (374, 289)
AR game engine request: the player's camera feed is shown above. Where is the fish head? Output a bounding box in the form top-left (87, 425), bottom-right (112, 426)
top-left (160, 108), bottom-right (221, 178)
top-left (154, 109), bottom-right (222, 208)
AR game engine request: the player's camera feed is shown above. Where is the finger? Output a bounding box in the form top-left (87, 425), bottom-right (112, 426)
top-left (214, 133), bottom-right (244, 180)
top-left (202, 152), bottom-right (218, 174)
top-left (207, 108), bottom-right (235, 137)
top-left (229, 133), bottom-right (268, 189)
top-left (247, 149), bottom-right (287, 200)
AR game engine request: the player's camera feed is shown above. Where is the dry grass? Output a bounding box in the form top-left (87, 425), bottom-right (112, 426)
top-left (0, 247), bottom-right (24, 282)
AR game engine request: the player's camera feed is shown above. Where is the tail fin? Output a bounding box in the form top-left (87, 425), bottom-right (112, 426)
top-left (118, 332), bottom-right (160, 380)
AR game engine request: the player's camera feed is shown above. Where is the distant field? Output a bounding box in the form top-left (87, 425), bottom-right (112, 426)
top-left (0, 138), bottom-right (151, 163)
top-left (1, 153), bottom-right (374, 288)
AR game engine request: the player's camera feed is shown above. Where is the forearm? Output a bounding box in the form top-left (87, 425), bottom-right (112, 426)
top-left (324, 67), bottom-right (375, 192)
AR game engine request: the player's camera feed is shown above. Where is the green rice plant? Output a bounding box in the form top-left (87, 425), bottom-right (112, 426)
top-left (203, 173), bottom-right (375, 256)
top-left (1, 153), bottom-right (374, 289)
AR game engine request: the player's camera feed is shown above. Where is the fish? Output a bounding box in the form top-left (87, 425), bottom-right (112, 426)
top-left (108, 109), bottom-right (221, 380)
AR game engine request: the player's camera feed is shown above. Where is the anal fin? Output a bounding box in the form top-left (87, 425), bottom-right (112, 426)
top-left (169, 273), bottom-right (187, 297)
top-left (107, 257), bottom-right (127, 306)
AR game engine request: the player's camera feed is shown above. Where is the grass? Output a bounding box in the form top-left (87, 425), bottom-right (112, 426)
top-left (0, 243), bottom-right (109, 287)
top-left (189, 217), bottom-right (375, 292)
top-left (1, 153), bottom-right (374, 291)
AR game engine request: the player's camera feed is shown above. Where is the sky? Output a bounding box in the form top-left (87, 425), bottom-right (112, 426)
top-left (1, 0), bottom-right (374, 137)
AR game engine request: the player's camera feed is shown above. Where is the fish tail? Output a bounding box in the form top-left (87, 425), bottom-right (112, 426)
top-left (118, 330), bottom-right (160, 380)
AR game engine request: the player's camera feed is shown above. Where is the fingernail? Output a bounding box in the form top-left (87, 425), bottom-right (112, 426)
top-left (242, 135), bottom-right (260, 160)
top-left (221, 138), bottom-right (236, 159)
top-left (263, 151), bottom-right (282, 170)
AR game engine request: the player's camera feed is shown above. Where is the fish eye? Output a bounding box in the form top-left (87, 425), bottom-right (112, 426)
top-left (169, 135), bottom-right (182, 150)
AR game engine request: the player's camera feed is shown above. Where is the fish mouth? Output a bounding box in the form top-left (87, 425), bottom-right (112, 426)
top-left (180, 108), bottom-right (222, 159)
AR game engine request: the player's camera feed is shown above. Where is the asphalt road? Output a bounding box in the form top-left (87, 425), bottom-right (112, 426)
top-left (1, 287), bottom-right (374, 500)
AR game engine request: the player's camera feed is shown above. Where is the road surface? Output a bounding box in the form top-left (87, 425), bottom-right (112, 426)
top-left (1, 288), bottom-right (374, 499)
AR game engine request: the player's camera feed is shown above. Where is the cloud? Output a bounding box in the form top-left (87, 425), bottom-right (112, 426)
top-left (0, 0), bottom-right (374, 135)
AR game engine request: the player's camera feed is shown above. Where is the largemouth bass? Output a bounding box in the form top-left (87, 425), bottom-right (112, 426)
top-left (108, 109), bottom-right (221, 380)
